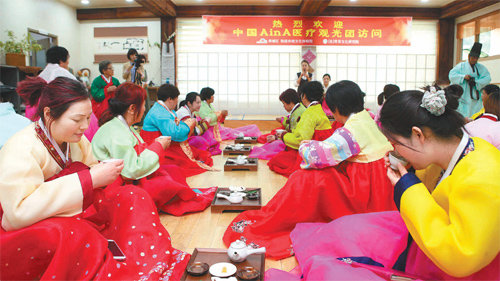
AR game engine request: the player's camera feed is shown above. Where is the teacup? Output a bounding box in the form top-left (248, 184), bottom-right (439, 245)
top-left (234, 155), bottom-right (248, 165)
top-left (102, 158), bottom-right (120, 163)
top-left (275, 129), bottom-right (286, 135)
top-left (389, 151), bottom-right (408, 170)
top-left (158, 136), bottom-right (171, 139)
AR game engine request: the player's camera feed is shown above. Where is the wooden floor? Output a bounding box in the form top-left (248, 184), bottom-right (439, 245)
top-left (158, 138), bottom-right (299, 272)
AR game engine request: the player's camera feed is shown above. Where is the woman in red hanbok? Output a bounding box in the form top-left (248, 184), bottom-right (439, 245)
top-left (92, 83), bottom-right (214, 216)
top-left (224, 81), bottom-right (396, 259)
top-left (177, 91), bottom-right (223, 156)
top-left (90, 60), bottom-right (120, 120)
top-left (141, 86), bottom-right (216, 177)
top-left (0, 77), bottom-right (188, 280)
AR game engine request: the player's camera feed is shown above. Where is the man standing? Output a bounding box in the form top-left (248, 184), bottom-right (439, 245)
top-left (449, 42), bottom-right (491, 117)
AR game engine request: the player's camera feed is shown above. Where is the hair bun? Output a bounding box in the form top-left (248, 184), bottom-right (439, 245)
top-left (443, 84), bottom-right (463, 111)
top-left (108, 98), bottom-right (129, 114)
top-left (420, 86), bottom-right (447, 116)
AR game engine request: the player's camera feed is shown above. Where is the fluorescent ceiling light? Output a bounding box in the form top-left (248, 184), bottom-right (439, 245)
top-left (126, 0), bottom-right (134, 2)
top-left (81, 0), bottom-right (89, 4)
top-left (350, 0), bottom-right (357, 2)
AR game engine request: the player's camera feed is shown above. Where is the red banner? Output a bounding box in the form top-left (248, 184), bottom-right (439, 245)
top-left (203, 16), bottom-right (411, 46)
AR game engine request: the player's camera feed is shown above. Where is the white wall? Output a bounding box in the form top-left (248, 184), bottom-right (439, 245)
top-left (455, 3), bottom-right (500, 83)
top-left (0, 0), bottom-right (81, 68)
top-left (79, 19), bottom-right (162, 84)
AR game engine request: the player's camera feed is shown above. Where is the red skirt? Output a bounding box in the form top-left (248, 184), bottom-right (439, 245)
top-left (267, 128), bottom-right (338, 177)
top-left (112, 164), bottom-right (215, 216)
top-left (223, 158), bottom-right (397, 260)
top-left (0, 162), bottom-right (189, 280)
top-left (140, 130), bottom-right (215, 177)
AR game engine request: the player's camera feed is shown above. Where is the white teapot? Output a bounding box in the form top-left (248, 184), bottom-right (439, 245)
top-left (227, 240), bottom-right (266, 262)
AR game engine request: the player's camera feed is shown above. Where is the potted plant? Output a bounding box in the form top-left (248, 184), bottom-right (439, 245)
top-left (0, 30), bottom-right (42, 67)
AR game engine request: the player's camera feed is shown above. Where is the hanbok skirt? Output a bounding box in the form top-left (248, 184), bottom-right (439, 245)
top-left (0, 162), bottom-right (189, 280)
top-left (267, 128), bottom-right (336, 177)
top-left (140, 130), bottom-right (215, 177)
top-left (265, 211), bottom-right (499, 280)
top-left (249, 140), bottom-right (286, 160)
top-left (223, 159), bottom-right (396, 260)
top-left (188, 124), bottom-right (262, 156)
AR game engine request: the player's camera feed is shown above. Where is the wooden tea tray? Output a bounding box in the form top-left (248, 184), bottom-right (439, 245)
top-left (234, 137), bottom-right (258, 144)
top-left (211, 187), bottom-right (262, 212)
top-left (224, 158), bottom-right (258, 171)
top-left (181, 248), bottom-right (265, 281)
top-left (223, 145), bottom-right (252, 156)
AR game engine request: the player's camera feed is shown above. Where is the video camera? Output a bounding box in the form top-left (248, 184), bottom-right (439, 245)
top-left (133, 54), bottom-right (146, 68)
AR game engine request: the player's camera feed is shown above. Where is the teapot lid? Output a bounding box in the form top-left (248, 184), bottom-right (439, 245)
top-left (230, 239), bottom-right (247, 249)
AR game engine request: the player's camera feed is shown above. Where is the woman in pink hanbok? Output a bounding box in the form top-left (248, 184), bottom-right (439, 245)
top-left (196, 87), bottom-right (261, 152)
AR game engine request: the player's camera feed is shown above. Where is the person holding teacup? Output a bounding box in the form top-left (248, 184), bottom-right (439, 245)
top-left (92, 83), bottom-right (214, 215)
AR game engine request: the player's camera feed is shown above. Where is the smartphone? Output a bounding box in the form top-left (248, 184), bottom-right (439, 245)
top-left (107, 240), bottom-right (126, 261)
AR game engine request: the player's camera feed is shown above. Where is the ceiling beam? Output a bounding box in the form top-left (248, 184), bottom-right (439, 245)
top-left (300, 0), bottom-right (331, 16)
top-left (176, 5), bottom-right (440, 19)
top-left (440, 0), bottom-right (498, 19)
top-left (322, 6), bottom-right (441, 19)
top-left (176, 5), bottom-right (300, 17)
top-left (135, 0), bottom-right (176, 17)
top-left (76, 7), bottom-right (156, 20)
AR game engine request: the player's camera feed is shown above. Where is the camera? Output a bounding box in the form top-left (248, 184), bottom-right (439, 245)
top-left (133, 54), bottom-right (146, 68)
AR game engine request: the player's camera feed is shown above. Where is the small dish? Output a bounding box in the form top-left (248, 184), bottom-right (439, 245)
top-left (236, 266), bottom-right (260, 280)
top-left (209, 262), bottom-right (237, 277)
top-left (186, 261), bottom-right (209, 276)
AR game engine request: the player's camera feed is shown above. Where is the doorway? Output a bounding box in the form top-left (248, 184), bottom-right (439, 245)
top-left (28, 28), bottom-right (58, 68)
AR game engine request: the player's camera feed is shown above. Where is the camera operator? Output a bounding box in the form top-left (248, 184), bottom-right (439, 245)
top-left (123, 48), bottom-right (138, 82)
top-left (131, 54), bottom-right (147, 86)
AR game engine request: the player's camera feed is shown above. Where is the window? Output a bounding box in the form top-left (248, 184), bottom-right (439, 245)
top-left (317, 20), bottom-right (437, 110)
top-left (457, 10), bottom-right (500, 62)
top-left (177, 19), bottom-right (437, 113)
top-left (177, 18), bottom-right (300, 115)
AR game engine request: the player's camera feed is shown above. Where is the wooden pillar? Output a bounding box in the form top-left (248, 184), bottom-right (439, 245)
top-left (436, 18), bottom-right (455, 83)
top-left (161, 16), bottom-right (176, 85)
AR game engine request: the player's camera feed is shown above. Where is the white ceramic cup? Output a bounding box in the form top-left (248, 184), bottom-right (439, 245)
top-left (158, 136), bottom-right (170, 139)
top-left (102, 158), bottom-right (120, 163)
top-left (389, 152), bottom-right (408, 170)
top-left (275, 129), bottom-right (286, 134)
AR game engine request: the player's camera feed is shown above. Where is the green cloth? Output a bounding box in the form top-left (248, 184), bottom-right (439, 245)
top-left (283, 104), bottom-right (332, 150)
top-left (91, 117), bottom-right (159, 180)
top-left (90, 75), bottom-right (120, 102)
top-left (198, 101), bottom-right (218, 126)
top-left (282, 103), bottom-right (306, 132)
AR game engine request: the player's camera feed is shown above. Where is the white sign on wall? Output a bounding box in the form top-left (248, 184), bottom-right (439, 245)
top-left (94, 37), bottom-right (148, 55)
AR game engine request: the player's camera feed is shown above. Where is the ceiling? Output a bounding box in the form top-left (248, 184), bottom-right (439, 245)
top-left (60, 0), bottom-right (456, 9)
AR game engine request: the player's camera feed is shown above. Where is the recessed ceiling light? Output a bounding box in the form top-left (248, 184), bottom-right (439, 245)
top-left (126, 0), bottom-right (134, 2)
top-left (421, 0), bottom-right (429, 2)
top-left (350, 0), bottom-right (357, 2)
top-left (81, 0), bottom-right (89, 4)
